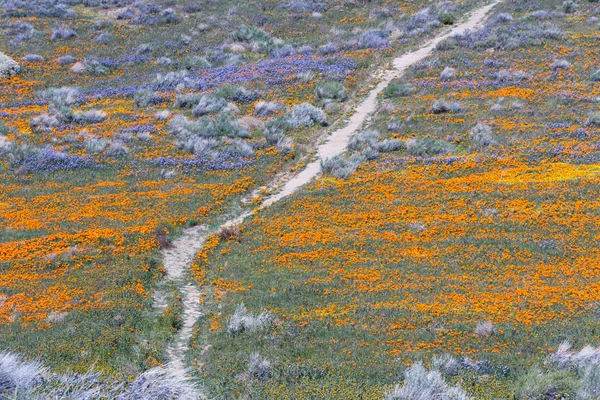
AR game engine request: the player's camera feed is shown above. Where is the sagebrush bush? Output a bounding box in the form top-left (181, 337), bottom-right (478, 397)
top-left (170, 114), bottom-right (250, 140)
top-left (264, 117), bottom-right (290, 147)
top-left (0, 135), bottom-right (13, 154)
top-left (469, 123), bottom-right (497, 148)
top-left (106, 141), bottom-right (129, 157)
top-left (281, 1), bottom-right (326, 12)
top-left (57, 55), bottom-right (77, 65)
top-left (215, 84), bottom-right (258, 104)
top-left (384, 362), bottom-right (472, 400)
top-left (84, 137), bottom-right (110, 154)
top-left (315, 81), bottom-right (348, 102)
top-left (22, 54), bottom-right (43, 63)
top-left (550, 59), bottom-right (571, 70)
top-left (383, 82), bottom-right (415, 98)
top-left (590, 69), bottom-right (600, 81)
top-left (40, 86), bottom-right (80, 106)
top-left (74, 109), bottom-right (107, 124)
top-left (0, 52), bottom-right (20, 78)
top-left (320, 154), bottom-right (365, 179)
top-left (357, 30), bottom-right (390, 49)
top-left (192, 95), bottom-right (228, 116)
top-left (375, 139), bottom-right (404, 153)
top-left (406, 138), bottom-right (454, 156)
top-left (255, 101), bottom-right (283, 117)
top-left (348, 130), bottom-right (380, 151)
top-left (548, 342), bottom-right (600, 370)
top-left (135, 90), bottom-right (163, 107)
top-left (174, 93), bottom-right (203, 109)
top-left (0, 352), bottom-right (46, 393)
top-left (225, 139), bottom-right (255, 157)
top-left (177, 137), bottom-right (218, 156)
top-left (289, 103), bottom-right (327, 127)
top-left (432, 100), bottom-right (451, 114)
top-left (387, 119), bottom-right (404, 132)
top-left (50, 24), bottom-right (77, 40)
top-left (0, 351), bottom-right (202, 399)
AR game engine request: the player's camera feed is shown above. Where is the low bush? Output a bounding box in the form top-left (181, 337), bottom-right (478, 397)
top-left (315, 81), bottom-right (348, 102)
top-left (321, 154), bottom-right (365, 179)
top-left (289, 103), bottom-right (327, 127)
top-left (406, 137), bottom-right (454, 156)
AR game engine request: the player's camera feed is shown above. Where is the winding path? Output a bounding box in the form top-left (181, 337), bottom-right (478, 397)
top-left (159, 0), bottom-right (502, 385)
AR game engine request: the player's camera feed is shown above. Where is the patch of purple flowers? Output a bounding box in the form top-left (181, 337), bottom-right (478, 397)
top-left (150, 151), bottom-right (254, 172)
top-left (20, 147), bottom-right (98, 172)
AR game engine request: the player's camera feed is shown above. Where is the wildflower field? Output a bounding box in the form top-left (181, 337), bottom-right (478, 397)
top-left (0, 0), bottom-right (497, 384)
top-left (187, 0), bottom-right (600, 398)
top-left (3, 0), bottom-right (600, 398)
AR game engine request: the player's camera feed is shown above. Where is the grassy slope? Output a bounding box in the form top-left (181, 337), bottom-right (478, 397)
top-left (189, 1), bottom-right (600, 398)
top-left (0, 0), bottom-right (490, 377)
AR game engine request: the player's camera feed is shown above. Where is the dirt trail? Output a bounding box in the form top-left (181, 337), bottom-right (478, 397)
top-left (159, 0), bottom-right (501, 383)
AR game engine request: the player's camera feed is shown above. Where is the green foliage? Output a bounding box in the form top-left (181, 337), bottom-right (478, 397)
top-left (515, 368), bottom-right (580, 399)
top-left (383, 82), bottom-right (415, 98)
top-left (316, 81), bottom-right (348, 102)
top-left (439, 13), bottom-right (457, 25)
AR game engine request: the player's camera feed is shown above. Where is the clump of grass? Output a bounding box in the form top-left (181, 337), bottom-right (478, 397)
top-left (154, 221), bottom-right (175, 249)
top-left (439, 13), bottom-right (456, 25)
top-left (384, 362), bottom-right (472, 400)
top-left (228, 303), bottom-right (274, 335)
top-left (247, 353), bottom-right (272, 381)
top-left (230, 25), bottom-right (272, 43)
top-left (515, 368), bottom-right (580, 399)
